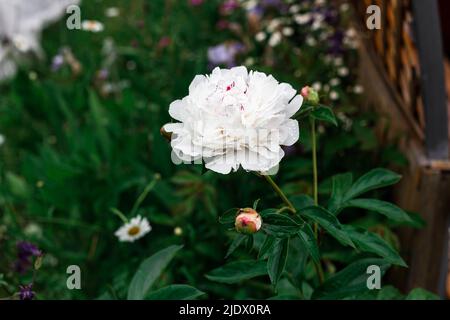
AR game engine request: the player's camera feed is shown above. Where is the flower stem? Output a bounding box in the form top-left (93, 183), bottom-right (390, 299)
top-left (130, 173), bottom-right (160, 216)
top-left (263, 175), bottom-right (296, 213)
top-left (310, 118), bottom-right (319, 236)
top-left (110, 208), bottom-right (128, 224)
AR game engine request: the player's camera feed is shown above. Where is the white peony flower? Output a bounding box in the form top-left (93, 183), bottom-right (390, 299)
top-left (114, 215), bottom-right (152, 242)
top-left (163, 66), bottom-right (303, 175)
top-left (0, 0), bottom-right (79, 81)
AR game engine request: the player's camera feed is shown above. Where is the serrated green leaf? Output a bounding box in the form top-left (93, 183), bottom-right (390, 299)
top-left (127, 245), bottom-right (183, 300)
top-left (205, 260), bottom-right (268, 284)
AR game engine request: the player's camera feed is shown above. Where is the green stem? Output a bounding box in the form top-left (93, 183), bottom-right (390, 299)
top-left (311, 118), bottom-right (319, 237)
top-left (130, 174), bottom-right (160, 216)
top-left (310, 117), bottom-right (325, 285)
top-left (263, 175), bottom-right (296, 213)
top-left (110, 208), bottom-right (128, 224)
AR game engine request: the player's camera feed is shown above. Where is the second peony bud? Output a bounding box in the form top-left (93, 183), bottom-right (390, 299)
top-left (301, 86), bottom-right (320, 105)
top-left (235, 208), bottom-right (262, 234)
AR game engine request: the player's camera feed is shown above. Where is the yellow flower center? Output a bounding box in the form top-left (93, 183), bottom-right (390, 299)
top-left (128, 226), bottom-right (141, 236)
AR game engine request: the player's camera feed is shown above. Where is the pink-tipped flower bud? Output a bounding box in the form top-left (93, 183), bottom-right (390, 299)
top-left (300, 86), bottom-right (319, 105)
top-left (235, 208), bottom-right (262, 234)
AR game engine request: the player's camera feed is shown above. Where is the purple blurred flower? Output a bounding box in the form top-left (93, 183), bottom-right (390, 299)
top-left (51, 54), bottom-right (64, 72)
top-left (19, 284), bottom-right (35, 300)
top-left (14, 241), bottom-right (42, 274)
top-left (189, 0), bottom-right (203, 6)
top-left (207, 42), bottom-right (245, 68)
top-left (97, 69), bottom-right (109, 81)
top-left (328, 30), bottom-right (344, 56)
top-left (220, 0), bottom-right (239, 15)
top-left (216, 19), bottom-right (230, 30)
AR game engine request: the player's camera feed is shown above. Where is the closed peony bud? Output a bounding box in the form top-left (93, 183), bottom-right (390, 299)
top-left (300, 86), bottom-right (319, 105)
top-left (235, 208), bottom-right (262, 234)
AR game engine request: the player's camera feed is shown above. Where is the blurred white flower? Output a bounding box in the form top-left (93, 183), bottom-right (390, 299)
top-left (353, 84), bottom-right (364, 94)
top-left (330, 78), bottom-right (340, 86)
top-left (306, 36), bottom-right (317, 46)
top-left (289, 5), bottom-right (300, 14)
top-left (0, 134), bottom-right (5, 146)
top-left (163, 66), bottom-right (303, 174)
top-left (333, 56), bottom-right (344, 66)
top-left (294, 13), bottom-right (311, 25)
top-left (340, 3), bottom-right (350, 12)
top-left (338, 67), bottom-right (349, 77)
top-left (105, 7), bottom-right (120, 18)
top-left (312, 82), bottom-right (322, 91)
top-left (329, 90), bottom-right (339, 101)
top-left (267, 19), bottom-right (281, 33)
top-left (81, 20), bottom-right (104, 33)
top-left (0, 0), bottom-right (79, 81)
top-left (115, 215), bottom-right (152, 242)
top-left (255, 31), bottom-right (266, 42)
top-left (268, 31), bottom-right (282, 47)
top-left (282, 27), bottom-right (294, 37)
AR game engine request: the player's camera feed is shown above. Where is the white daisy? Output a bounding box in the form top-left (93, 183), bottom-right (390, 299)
top-left (114, 215), bottom-right (152, 242)
top-left (268, 31), bottom-right (282, 47)
top-left (81, 20), bottom-right (104, 33)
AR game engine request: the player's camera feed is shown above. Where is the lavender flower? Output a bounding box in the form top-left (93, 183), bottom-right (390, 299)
top-left (19, 284), bottom-right (35, 300)
top-left (51, 54), bottom-right (64, 72)
top-left (207, 43), bottom-right (245, 68)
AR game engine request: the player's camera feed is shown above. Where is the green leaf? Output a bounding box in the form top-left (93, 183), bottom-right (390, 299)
top-left (219, 208), bottom-right (238, 224)
top-left (253, 199), bottom-right (260, 210)
top-left (344, 199), bottom-right (412, 223)
top-left (225, 234), bottom-right (247, 258)
top-left (262, 213), bottom-right (302, 238)
top-left (127, 245), bottom-right (183, 300)
top-left (290, 195), bottom-right (314, 211)
top-left (343, 226), bottom-right (407, 267)
top-left (312, 258), bottom-right (391, 299)
top-left (328, 172), bottom-right (353, 213)
top-left (258, 235), bottom-right (276, 260)
top-left (300, 206), bottom-right (354, 248)
top-left (311, 106), bottom-right (338, 126)
top-left (267, 238), bottom-right (289, 286)
top-left (297, 224), bottom-right (320, 264)
top-left (146, 285), bottom-right (205, 300)
top-left (205, 260), bottom-right (268, 284)
top-left (344, 168), bottom-right (402, 201)
top-left (405, 288), bottom-right (440, 300)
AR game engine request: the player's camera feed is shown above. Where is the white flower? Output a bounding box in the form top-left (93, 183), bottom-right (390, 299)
top-left (338, 67), bottom-right (349, 77)
top-left (267, 19), bottom-right (281, 33)
top-left (0, 134), bottom-right (4, 146)
top-left (0, 0), bottom-right (79, 81)
top-left (329, 90), bottom-right (339, 100)
top-left (329, 78), bottom-right (340, 86)
top-left (282, 27), bottom-right (294, 37)
top-left (163, 66), bottom-right (303, 174)
top-left (353, 84), bottom-right (364, 94)
top-left (289, 5), bottom-right (300, 14)
top-left (294, 13), bottom-right (311, 25)
top-left (312, 82), bottom-right (322, 91)
top-left (105, 7), bottom-right (120, 18)
top-left (81, 20), bottom-right (104, 33)
top-left (115, 215), bottom-right (152, 242)
top-left (268, 31), bottom-right (282, 47)
top-left (306, 36), bottom-right (317, 46)
top-left (255, 32), bottom-right (266, 42)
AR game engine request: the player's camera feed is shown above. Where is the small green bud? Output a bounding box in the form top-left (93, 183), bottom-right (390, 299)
top-left (301, 86), bottom-right (320, 105)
